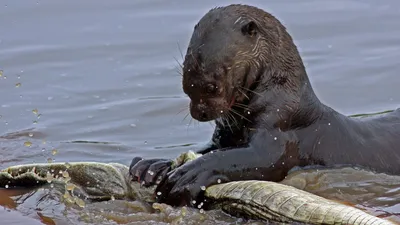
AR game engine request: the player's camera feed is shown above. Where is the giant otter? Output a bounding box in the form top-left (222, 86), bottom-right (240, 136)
top-left (130, 4), bottom-right (400, 207)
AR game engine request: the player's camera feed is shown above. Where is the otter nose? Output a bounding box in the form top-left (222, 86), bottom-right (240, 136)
top-left (197, 103), bottom-right (208, 120)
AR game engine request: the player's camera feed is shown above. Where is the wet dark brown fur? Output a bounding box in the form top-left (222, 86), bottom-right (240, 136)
top-left (130, 4), bottom-right (400, 207)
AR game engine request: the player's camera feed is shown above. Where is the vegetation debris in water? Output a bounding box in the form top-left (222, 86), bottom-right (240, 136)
top-left (66, 183), bottom-right (75, 191)
top-left (24, 141), bottom-right (32, 147)
top-left (75, 197), bottom-right (86, 208)
top-left (62, 171), bottom-right (69, 178)
top-left (15, 82), bottom-right (21, 87)
top-left (46, 172), bottom-right (54, 183)
top-left (52, 149), bottom-right (58, 155)
top-left (32, 109), bottom-right (38, 114)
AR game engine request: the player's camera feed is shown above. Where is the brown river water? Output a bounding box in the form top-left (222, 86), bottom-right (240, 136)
top-left (0, 0), bottom-right (399, 224)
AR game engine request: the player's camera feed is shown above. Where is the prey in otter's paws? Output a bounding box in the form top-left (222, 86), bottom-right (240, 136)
top-left (130, 4), bottom-right (400, 207)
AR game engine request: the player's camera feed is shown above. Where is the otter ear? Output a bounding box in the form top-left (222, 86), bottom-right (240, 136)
top-left (241, 21), bottom-right (258, 37)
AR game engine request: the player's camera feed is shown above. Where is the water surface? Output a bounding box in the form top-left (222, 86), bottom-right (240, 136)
top-left (0, 0), bottom-right (399, 224)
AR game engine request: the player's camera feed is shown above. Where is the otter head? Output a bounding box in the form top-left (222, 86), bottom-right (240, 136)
top-left (182, 5), bottom-right (304, 122)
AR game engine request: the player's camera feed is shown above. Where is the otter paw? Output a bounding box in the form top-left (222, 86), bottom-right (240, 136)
top-left (154, 160), bottom-right (228, 207)
top-left (129, 157), bottom-right (173, 187)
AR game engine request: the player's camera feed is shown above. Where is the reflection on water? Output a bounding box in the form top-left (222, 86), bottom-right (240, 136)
top-left (0, 0), bottom-right (400, 223)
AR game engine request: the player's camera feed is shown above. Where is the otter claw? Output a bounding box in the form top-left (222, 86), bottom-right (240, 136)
top-left (129, 157), bottom-right (173, 187)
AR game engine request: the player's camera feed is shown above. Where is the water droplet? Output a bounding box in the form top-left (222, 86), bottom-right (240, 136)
top-left (144, 141), bottom-right (147, 144)
top-left (111, 195), bottom-right (115, 201)
top-left (200, 186), bottom-right (206, 191)
top-left (51, 149), bottom-right (58, 155)
top-left (28, 133), bottom-right (33, 137)
top-left (24, 141), bottom-right (32, 147)
top-left (86, 181), bottom-right (90, 185)
top-left (50, 184), bottom-right (54, 188)
top-left (191, 84), bottom-right (194, 87)
top-left (220, 110), bottom-right (224, 113)
top-left (130, 123), bottom-right (137, 128)
top-left (148, 170), bottom-right (154, 176)
top-left (192, 200), bottom-right (196, 205)
top-left (47, 96), bottom-right (53, 100)
top-left (217, 179), bottom-right (221, 183)
top-left (277, 109), bottom-right (280, 112)
top-left (3, 76), bottom-right (7, 79)
top-left (157, 191), bottom-right (162, 196)
top-left (199, 209), bottom-right (204, 213)
top-left (328, 123), bottom-right (331, 126)
top-left (5, 185), bottom-right (9, 188)
top-left (274, 137), bottom-right (277, 140)
top-left (32, 109), bottom-right (38, 114)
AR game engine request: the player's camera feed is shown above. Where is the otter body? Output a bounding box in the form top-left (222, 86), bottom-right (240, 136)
top-left (130, 4), bottom-right (400, 207)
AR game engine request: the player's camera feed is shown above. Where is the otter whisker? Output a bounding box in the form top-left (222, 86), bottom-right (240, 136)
top-left (237, 88), bottom-right (250, 100)
top-left (223, 110), bottom-right (237, 126)
top-left (176, 42), bottom-right (185, 60)
top-left (229, 112), bottom-right (239, 127)
top-left (223, 116), bottom-right (234, 133)
top-left (189, 43), bottom-right (205, 69)
top-left (182, 112), bottom-right (191, 123)
top-left (173, 56), bottom-right (184, 77)
top-left (239, 86), bottom-right (263, 97)
top-left (176, 107), bottom-right (188, 116)
top-left (229, 108), bottom-right (251, 123)
top-left (233, 102), bottom-right (250, 109)
top-left (226, 112), bottom-right (239, 130)
top-left (173, 56), bottom-right (183, 69)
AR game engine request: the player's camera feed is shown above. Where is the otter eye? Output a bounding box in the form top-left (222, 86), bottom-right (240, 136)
top-left (206, 84), bottom-right (216, 94)
top-left (241, 21), bottom-right (258, 37)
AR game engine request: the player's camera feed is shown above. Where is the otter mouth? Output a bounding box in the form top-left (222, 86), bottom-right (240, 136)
top-left (189, 101), bottom-right (221, 122)
top-left (189, 93), bottom-right (238, 122)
